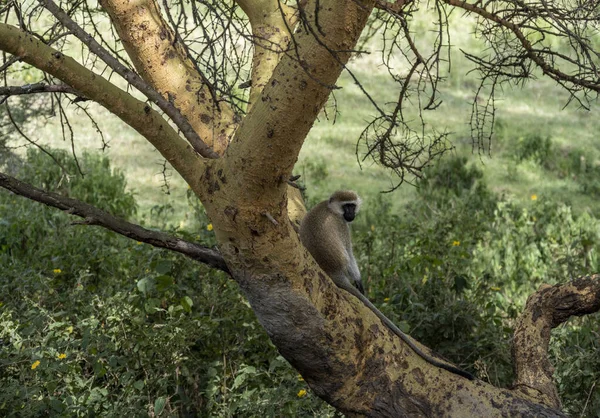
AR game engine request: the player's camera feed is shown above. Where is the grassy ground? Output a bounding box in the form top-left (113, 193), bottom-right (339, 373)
top-left (10, 10), bottom-right (600, 223)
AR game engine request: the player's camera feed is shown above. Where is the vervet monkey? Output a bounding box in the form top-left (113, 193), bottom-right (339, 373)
top-left (299, 190), bottom-right (474, 380)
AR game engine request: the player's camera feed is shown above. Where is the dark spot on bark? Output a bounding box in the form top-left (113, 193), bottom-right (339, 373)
top-left (200, 113), bottom-right (212, 124)
top-left (299, 80), bottom-right (308, 90)
top-left (224, 206), bottom-right (238, 222)
top-left (204, 166), bottom-right (220, 194)
top-left (52, 52), bottom-right (62, 59)
top-left (369, 323), bottom-right (382, 335)
top-left (250, 228), bottom-right (260, 237)
top-left (532, 304), bottom-right (543, 322)
top-left (144, 105), bottom-right (151, 114)
top-left (164, 49), bottom-right (177, 61)
top-left (267, 128), bottom-right (274, 138)
top-left (217, 169), bottom-right (226, 184)
top-left (411, 368), bottom-right (425, 386)
top-left (159, 28), bottom-right (169, 41)
top-left (271, 79), bottom-right (278, 87)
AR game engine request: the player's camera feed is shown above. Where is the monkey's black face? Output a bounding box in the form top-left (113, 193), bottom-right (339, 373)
top-left (342, 203), bottom-right (357, 222)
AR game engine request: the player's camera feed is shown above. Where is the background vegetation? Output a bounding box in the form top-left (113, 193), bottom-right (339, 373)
top-left (2, 9), bottom-right (600, 418)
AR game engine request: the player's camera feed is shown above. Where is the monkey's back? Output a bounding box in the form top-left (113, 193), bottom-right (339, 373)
top-left (299, 201), bottom-right (351, 278)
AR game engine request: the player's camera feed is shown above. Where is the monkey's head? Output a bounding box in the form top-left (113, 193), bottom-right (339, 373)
top-left (328, 190), bottom-right (362, 222)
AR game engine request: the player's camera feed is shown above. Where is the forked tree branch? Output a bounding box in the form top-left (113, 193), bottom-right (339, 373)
top-left (512, 275), bottom-right (600, 409)
top-left (0, 172), bottom-right (230, 274)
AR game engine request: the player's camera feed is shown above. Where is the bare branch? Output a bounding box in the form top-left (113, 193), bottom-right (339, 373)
top-left (0, 171), bottom-right (231, 274)
top-left (0, 82), bottom-right (83, 102)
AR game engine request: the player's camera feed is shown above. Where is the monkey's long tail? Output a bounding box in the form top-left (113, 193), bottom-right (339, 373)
top-left (357, 292), bottom-right (475, 380)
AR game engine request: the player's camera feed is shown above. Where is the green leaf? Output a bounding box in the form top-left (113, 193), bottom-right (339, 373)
top-left (136, 277), bottom-right (154, 295)
top-left (133, 380), bottom-right (144, 390)
top-left (180, 296), bottom-right (193, 313)
top-left (155, 275), bottom-right (174, 291)
top-left (154, 396), bottom-right (167, 416)
top-left (154, 260), bottom-right (172, 275)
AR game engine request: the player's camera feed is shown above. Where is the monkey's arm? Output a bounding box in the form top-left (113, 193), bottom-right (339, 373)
top-left (339, 283), bottom-right (474, 380)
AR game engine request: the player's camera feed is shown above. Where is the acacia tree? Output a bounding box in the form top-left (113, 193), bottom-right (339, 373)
top-left (1, 0), bottom-right (599, 415)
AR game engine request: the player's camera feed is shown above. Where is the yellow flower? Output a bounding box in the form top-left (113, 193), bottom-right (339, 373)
top-left (53, 269), bottom-right (62, 275)
top-left (297, 389), bottom-right (307, 398)
top-left (58, 353), bottom-right (66, 359)
top-left (452, 241), bottom-right (460, 246)
top-left (531, 194), bottom-right (538, 201)
top-left (370, 225), bottom-right (375, 232)
top-left (207, 224), bottom-right (213, 231)
top-left (490, 286), bottom-right (501, 291)
top-left (297, 374), bottom-right (304, 382)
top-left (136, 241), bottom-right (143, 245)
top-left (383, 297), bottom-right (390, 302)
top-left (31, 360), bottom-right (41, 370)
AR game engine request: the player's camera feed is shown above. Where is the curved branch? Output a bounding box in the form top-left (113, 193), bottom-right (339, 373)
top-left (0, 172), bottom-right (230, 274)
top-left (512, 275), bottom-right (600, 409)
top-left (38, 0), bottom-right (219, 159)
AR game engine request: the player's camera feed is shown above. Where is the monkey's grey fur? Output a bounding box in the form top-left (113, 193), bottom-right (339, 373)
top-left (299, 190), bottom-right (474, 380)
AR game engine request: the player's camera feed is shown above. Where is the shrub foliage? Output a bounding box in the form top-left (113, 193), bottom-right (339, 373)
top-left (1, 150), bottom-right (598, 417)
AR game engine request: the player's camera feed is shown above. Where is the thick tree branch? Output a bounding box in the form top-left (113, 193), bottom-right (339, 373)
top-left (38, 0), bottom-right (219, 159)
top-left (512, 275), bottom-right (600, 409)
top-left (0, 172), bottom-right (230, 274)
top-left (222, 0), bottom-right (375, 206)
top-left (0, 23), bottom-right (203, 188)
top-left (99, 0), bottom-right (236, 155)
top-left (236, 0), bottom-right (298, 111)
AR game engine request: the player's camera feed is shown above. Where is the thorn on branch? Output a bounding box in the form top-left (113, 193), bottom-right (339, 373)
top-left (263, 211), bottom-right (279, 226)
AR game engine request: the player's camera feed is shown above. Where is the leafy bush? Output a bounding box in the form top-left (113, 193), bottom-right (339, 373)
top-left (354, 155), bottom-right (599, 415)
top-left (0, 149), bottom-right (334, 417)
top-left (1, 151), bottom-right (598, 416)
